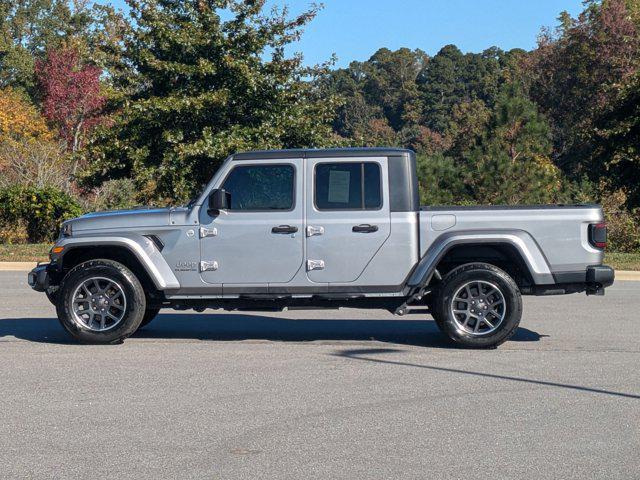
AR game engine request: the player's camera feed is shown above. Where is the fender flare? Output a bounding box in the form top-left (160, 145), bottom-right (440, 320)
top-left (407, 229), bottom-right (554, 288)
top-left (54, 235), bottom-right (180, 290)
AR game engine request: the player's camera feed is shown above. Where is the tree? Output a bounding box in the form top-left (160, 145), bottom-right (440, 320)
top-left (0, 0), bottom-right (123, 97)
top-left (462, 85), bottom-right (563, 204)
top-left (417, 45), bottom-right (506, 132)
top-left (0, 87), bottom-right (71, 191)
top-left (83, 0), bottom-right (340, 203)
top-left (591, 72), bottom-right (640, 207)
top-left (360, 48), bottom-right (428, 130)
top-left (36, 45), bottom-right (106, 157)
top-left (525, 0), bottom-right (640, 175)
top-left (322, 48), bottom-right (428, 141)
top-left (0, 87), bottom-right (52, 141)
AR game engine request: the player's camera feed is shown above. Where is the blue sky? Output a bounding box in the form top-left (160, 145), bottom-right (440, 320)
top-left (106, 0), bottom-right (585, 68)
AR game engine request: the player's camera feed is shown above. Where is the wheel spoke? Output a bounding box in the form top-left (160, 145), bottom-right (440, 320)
top-left (484, 287), bottom-right (497, 298)
top-left (450, 280), bottom-right (506, 336)
top-left (70, 276), bottom-right (127, 332)
top-left (108, 290), bottom-right (122, 301)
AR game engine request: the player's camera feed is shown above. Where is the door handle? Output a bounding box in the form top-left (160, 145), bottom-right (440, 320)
top-left (352, 224), bottom-right (378, 233)
top-left (272, 225), bottom-right (298, 234)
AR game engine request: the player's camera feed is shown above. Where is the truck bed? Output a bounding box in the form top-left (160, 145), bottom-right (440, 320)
top-left (418, 204), bottom-right (604, 274)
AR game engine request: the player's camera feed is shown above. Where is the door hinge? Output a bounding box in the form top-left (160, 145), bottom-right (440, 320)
top-left (306, 225), bottom-right (324, 237)
top-left (306, 259), bottom-right (325, 271)
top-left (199, 260), bottom-right (219, 272)
top-left (199, 226), bottom-right (218, 238)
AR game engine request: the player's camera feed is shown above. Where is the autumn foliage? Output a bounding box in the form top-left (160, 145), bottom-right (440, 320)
top-left (36, 46), bottom-right (105, 153)
top-left (0, 88), bottom-right (53, 142)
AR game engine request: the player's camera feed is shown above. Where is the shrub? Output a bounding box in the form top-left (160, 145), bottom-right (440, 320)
top-left (90, 178), bottom-right (140, 211)
top-left (601, 189), bottom-right (640, 253)
top-left (0, 219), bottom-right (28, 244)
top-left (0, 185), bottom-right (82, 243)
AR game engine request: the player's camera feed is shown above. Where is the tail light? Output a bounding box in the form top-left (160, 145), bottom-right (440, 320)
top-left (588, 223), bottom-right (607, 249)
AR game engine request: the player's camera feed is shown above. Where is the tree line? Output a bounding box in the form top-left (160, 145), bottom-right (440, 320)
top-left (0, 0), bottom-right (639, 250)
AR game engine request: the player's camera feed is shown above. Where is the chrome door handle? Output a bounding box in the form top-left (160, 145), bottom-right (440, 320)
top-left (352, 224), bottom-right (378, 233)
top-left (272, 225), bottom-right (298, 234)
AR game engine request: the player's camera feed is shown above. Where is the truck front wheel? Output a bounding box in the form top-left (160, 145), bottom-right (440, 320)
top-left (138, 308), bottom-right (161, 329)
top-left (56, 259), bottom-right (146, 344)
top-left (432, 263), bottom-right (522, 348)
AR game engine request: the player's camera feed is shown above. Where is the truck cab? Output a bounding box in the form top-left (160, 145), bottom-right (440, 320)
top-left (29, 148), bottom-right (614, 347)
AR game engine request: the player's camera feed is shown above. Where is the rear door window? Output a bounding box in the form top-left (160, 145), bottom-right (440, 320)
top-left (315, 162), bottom-right (381, 210)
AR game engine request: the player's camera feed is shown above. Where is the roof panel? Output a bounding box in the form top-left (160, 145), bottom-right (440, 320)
top-left (232, 147), bottom-right (414, 161)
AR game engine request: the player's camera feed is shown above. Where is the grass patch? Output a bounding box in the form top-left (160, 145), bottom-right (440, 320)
top-left (0, 243), bottom-right (639, 271)
top-left (0, 243), bottom-right (50, 262)
top-left (605, 252), bottom-right (640, 271)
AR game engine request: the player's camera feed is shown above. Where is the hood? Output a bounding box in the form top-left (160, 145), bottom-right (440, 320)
top-left (70, 207), bottom-right (175, 232)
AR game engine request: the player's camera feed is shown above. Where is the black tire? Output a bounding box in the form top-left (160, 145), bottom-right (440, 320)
top-left (56, 259), bottom-right (146, 344)
top-left (138, 308), bottom-right (161, 329)
top-left (425, 292), bottom-right (445, 329)
top-left (432, 262), bottom-right (522, 348)
top-left (45, 286), bottom-right (59, 306)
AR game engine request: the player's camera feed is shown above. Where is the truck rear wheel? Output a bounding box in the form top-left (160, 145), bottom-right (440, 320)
top-left (432, 262), bottom-right (522, 348)
top-left (56, 259), bottom-right (146, 344)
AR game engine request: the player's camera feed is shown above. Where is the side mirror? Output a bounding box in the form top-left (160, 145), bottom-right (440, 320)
top-left (207, 189), bottom-right (231, 214)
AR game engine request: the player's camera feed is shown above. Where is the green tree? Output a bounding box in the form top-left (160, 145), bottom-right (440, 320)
top-left (0, 0), bottom-right (121, 97)
top-left (417, 45), bottom-right (506, 132)
top-left (591, 72), bottom-right (640, 207)
top-left (462, 85), bottom-right (563, 204)
top-left (83, 0), bottom-right (340, 203)
top-left (322, 47), bottom-right (427, 140)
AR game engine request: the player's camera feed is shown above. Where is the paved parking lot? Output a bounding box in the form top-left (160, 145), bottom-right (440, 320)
top-left (1, 271), bottom-right (639, 479)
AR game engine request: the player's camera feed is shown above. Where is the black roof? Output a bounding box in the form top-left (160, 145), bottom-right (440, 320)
top-left (232, 147), bottom-right (414, 161)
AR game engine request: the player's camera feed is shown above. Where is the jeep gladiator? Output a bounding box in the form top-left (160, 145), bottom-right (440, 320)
top-left (28, 148), bottom-right (615, 347)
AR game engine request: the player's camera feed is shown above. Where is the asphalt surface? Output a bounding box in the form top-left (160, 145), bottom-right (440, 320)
top-left (1, 271), bottom-right (638, 479)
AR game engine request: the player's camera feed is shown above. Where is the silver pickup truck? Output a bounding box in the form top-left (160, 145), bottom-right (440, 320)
top-left (28, 148), bottom-right (614, 347)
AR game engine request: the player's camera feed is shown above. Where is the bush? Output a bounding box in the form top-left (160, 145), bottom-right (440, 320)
top-left (90, 178), bottom-right (140, 211)
top-left (0, 185), bottom-right (82, 243)
top-left (0, 219), bottom-right (28, 244)
top-left (601, 189), bottom-right (640, 253)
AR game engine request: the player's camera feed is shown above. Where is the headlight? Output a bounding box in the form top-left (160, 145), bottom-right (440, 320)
top-left (61, 222), bottom-right (73, 237)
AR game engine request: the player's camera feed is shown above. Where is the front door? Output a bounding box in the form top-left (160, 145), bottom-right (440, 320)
top-left (305, 157), bottom-right (391, 284)
top-left (199, 159), bottom-right (304, 285)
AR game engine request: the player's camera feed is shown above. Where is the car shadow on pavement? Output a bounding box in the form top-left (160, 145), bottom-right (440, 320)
top-left (0, 313), bottom-right (546, 347)
top-left (332, 347), bottom-right (640, 400)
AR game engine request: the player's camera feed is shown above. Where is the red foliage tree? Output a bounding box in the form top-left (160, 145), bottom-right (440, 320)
top-left (36, 46), bottom-right (106, 156)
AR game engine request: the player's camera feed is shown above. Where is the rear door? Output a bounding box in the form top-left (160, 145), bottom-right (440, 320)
top-left (199, 159), bottom-right (304, 285)
top-left (305, 157), bottom-right (391, 283)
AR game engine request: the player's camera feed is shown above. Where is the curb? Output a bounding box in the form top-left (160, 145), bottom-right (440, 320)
top-left (0, 262), bottom-right (38, 271)
top-left (1, 262), bottom-right (640, 281)
top-left (615, 271), bottom-right (640, 282)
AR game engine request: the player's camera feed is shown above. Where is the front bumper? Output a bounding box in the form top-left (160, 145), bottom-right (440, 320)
top-left (27, 263), bottom-right (51, 292)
